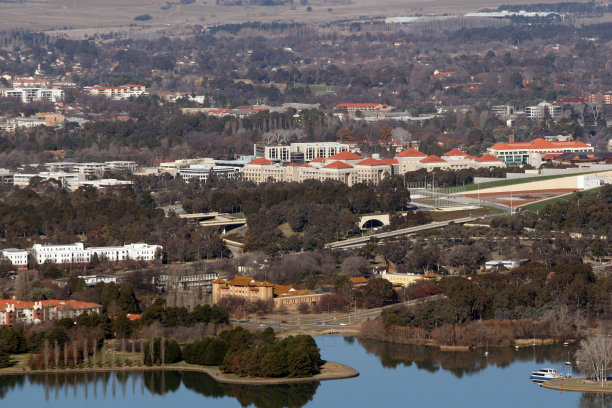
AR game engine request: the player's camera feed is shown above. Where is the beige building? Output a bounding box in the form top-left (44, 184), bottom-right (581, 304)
top-left (211, 276), bottom-right (322, 310)
top-left (242, 147), bottom-right (504, 185)
top-left (89, 84), bottom-right (145, 99)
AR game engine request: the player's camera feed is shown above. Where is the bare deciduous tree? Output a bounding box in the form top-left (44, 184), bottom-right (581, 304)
top-left (576, 336), bottom-right (612, 386)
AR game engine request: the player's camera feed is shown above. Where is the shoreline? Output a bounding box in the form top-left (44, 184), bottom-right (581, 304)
top-left (0, 360), bottom-right (359, 385)
top-left (542, 377), bottom-right (612, 394)
top-left (356, 334), bottom-right (573, 350)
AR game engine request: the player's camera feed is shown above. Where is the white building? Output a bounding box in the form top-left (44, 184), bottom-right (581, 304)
top-left (254, 142), bottom-right (350, 163)
top-left (0, 249), bottom-right (28, 268)
top-left (2, 88), bottom-right (64, 103)
top-left (525, 102), bottom-right (562, 120)
top-left (30, 242), bottom-right (162, 265)
top-left (78, 274), bottom-right (118, 287)
top-left (485, 259), bottom-right (529, 270)
top-left (178, 164), bottom-right (240, 182)
top-left (13, 172), bottom-right (85, 189)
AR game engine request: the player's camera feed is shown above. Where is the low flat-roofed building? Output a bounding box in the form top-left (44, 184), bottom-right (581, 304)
top-left (13, 171), bottom-right (85, 189)
top-left (485, 259), bottom-right (529, 270)
top-left (178, 164), bottom-right (240, 183)
top-left (379, 271), bottom-right (424, 287)
top-left (78, 274), bottom-right (118, 287)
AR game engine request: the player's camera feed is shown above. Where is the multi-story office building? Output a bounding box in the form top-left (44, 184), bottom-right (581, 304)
top-left (2, 88), bottom-right (64, 103)
top-left (524, 102), bottom-right (562, 120)
top-left (254, 142), bottom-right (350, 162)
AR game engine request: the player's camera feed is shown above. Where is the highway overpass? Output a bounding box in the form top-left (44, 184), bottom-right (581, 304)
top-left (325, 216), bottom-right (480, 250)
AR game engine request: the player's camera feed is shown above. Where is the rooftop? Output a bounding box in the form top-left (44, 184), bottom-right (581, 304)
top-left (396, 147), bottom-right (427, 158)
top-left (420, 155), bottom-right (447, 163)
top-left (326, 151), bottom-right (364, 161)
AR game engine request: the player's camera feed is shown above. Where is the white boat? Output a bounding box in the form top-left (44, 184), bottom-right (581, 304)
top-left (530, 368), bottom-right (562, 381)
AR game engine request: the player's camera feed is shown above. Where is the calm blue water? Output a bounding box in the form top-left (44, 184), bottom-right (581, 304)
top-left (0, 336), bottom-right (607, 407)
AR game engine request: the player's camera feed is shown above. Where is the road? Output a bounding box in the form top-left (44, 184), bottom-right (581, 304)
top-left (325, 216), bottom-right (480, 250)
top-left (239, 294), bottom-right (445, 330)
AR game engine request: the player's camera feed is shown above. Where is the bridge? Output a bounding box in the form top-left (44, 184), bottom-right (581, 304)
top-left (326, 216), bottom-right (480, 250)
top-left (179, 212), bottom-right (246, 232)
top-left (359, 214), bottom-right (390, 229)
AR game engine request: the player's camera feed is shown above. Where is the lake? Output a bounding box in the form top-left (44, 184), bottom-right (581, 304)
top-left (0, 336), bottom-right (608, 407)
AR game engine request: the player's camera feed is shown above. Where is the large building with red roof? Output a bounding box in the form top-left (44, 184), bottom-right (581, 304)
top-left (243, 145), bottom-right (506, 185)
top-left (487, 138), bottom-right (593, 166)
top-left (0, 299), bottom-right (103, 326)
top-left (212, 276), bottom-right (322, 311)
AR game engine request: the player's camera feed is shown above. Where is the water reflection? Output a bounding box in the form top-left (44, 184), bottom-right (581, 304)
top-left (0, 337), bottom-right (608, 408)
top-left (357, 337), bottom-right (577, 379)
top-left (5, 370), bottom-right (319, 408)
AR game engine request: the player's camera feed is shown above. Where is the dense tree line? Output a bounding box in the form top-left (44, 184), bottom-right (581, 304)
top-left (361, 261), bottom-right (609, 347)
top-left (140, 300), bottom-right (229, 328)
top-left (184, 326), bottom-right (322, 378)
top-left (0, 185), bottom-right (230, 263)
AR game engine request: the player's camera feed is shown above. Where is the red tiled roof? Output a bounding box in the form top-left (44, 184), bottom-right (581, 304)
top-left (40, 300), bottom-right (102, 309)
top-left (396, 147), bottom-right (427, 158)
top-left (287, 163), bottom-right (299, 167)
top-left (489, 138), bottom-right (591, 151)
top-left (476, 154), bottom-right (502, 162)
top-left (541, 152), bottom-right (564, 160)
top-left (323, 160), bottom-right (354, 169)
top-left (443, 148), bottom-right (468, 156)
top-left (379, 158), bottom-right (399, 165)
top-left (248, 158), bottom-right (275, 165)
top-left (310, 157), bottom-right (325, 163)
top-left (335, 103), bottom-right (389, 108)
top-left (355, 158), bottom-right (388, 166)
top-left (0, 299), bottom-right (102, 310)
top-left (327, 151), bottom-right (363, 161)
top-left (420, 155), bottom-right (446, 163)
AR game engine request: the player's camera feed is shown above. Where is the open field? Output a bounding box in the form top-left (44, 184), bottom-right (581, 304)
top-left (0, 0), bottom-right (575, 35)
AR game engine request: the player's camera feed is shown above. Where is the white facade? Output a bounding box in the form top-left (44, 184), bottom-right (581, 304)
top-left (78, 275), bottom-right (118, 287)
top-left (525, 102), bottom-right (562, 120)
top-left (577, 175), bottom-right (612, 190)
top-left (2, 88), bottom-right (64, 103)
top-left (0, 249), bottom-right (28, 268)
top-left (178, 164), bottom-right (240, 182)
top-left (13, 172), bottom-right (85, 189)
top-left (31, 242), bottom-right (162, 265)
top-left (254, 142), bottom-right (350, 162)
